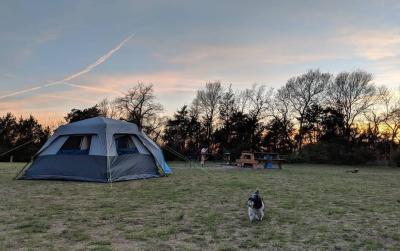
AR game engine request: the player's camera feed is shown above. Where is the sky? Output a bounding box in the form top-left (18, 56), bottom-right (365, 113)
top-left (0, 0), bottom-right (400, 125)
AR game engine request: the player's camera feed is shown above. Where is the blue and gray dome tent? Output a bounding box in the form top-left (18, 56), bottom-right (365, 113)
top-left (20, 117), bottom-right (171, 182)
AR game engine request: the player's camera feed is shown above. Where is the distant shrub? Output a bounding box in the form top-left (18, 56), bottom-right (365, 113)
top-left (289, 141), bottom-right (376, 165)
top-left (390, 150), bottom-right (400, 167)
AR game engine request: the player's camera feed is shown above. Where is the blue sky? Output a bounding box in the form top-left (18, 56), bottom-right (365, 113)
top-left (0, 0), bottom-right (400, 124)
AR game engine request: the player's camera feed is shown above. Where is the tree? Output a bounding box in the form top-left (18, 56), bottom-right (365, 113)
top-left (300, 104), bottom-right (324, 144)
top-left (375, 87), bottom-right (400, 163)
top-left (65, 105), bottom-right (102, 123)
top-left (216, 86), bottom-right (270, 156)
top-left (115, 83), bottom-right (164, 132)
top-left (143, 115), bottom-right (167, 142)
top-left (363, 86), bottom-right (388, 148)
top-left (272, 88), bottom-right (292, 124)
top-left (263, 117), bottom-right (295, 154)
top-left (364, 109), bottom-right (384, 147)
top-left (189, 97), bottom-right (202, 119)
top-left (326, 70), bottom-right (376, 139)
top-left (237, 89), bottom-right (252, 114)
top-left (188, 99), bottom-right (207, 152)
top-left (279, 69), bottom-right (331, 150)
top-left (219, 84), bottom-right (238, 125)
top-left (163, 105), bottom-right (203, 156)
top-left (14, 115), bottom-right (50, 160)
top-left (0, 113), bottom-right (18, 156)
top-left (194, 82), bottom-right (223, 144)
top-left (97, 98), bottom-right (120, 119)
top-left (0, 113), bottom-right (50, 162)
top-left (263, 88), bottom-right (295, 153)
top-left (246, 84), bottom-right (273, 121)
top-left (318, 107), bottom-right (346, 141)
top-left (214, 111), bottom-right (261, 158)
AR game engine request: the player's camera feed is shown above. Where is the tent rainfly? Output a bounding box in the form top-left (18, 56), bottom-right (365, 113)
top-left (20, 117), bottom-right (171, 182)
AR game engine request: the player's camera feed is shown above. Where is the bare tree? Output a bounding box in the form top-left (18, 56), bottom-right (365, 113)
top-left (246, 84), bottom-right (273, 121)
top-left (98, 98), bottom-right (120, 119)
top-left (363, 86), bottom-right (388, 148)
top-left (327, 70), bottom-right (376, 139)
top-left (280, 69), bottom-right (332, 150)
top-left (264, 88), bottom-right (296, 153)
top-left (115, 83), bottom-right (164, 131)
top-left (236, 89), bottom-right (252, 114)
top-left (272, 88), bottom-right (292, 123)
top-left (189, 97), bottom-right (202, 119)
top-left (195, 81), bottom-right (223, 144)
top-left (384, 109), bottom-right (400, 145)
top-left (144, 115), bottom-right (168, 142)
top-left (218, 84), bottom-right (238, 125)
top-left (380, 88), bottom-right (400, 150)
top-left (364, 110), bottom-right (384, 145)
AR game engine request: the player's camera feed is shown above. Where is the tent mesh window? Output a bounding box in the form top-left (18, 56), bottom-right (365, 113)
top-left (57, 135), bottom-right (92, 155)
top-left (115, 135), bottom-right (138, 155)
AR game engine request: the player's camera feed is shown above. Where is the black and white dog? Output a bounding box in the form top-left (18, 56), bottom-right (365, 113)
top-left (247, 190), bottom-right (265, 222)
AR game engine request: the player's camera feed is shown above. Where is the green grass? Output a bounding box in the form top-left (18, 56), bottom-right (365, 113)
top-left (0, 162), bottom-right (399, 250)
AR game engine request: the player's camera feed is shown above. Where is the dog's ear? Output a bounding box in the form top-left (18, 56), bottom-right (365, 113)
top-left (255, 190), bottom-right (259, 195)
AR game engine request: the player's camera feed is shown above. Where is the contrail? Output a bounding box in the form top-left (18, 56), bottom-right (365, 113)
top-left (0, 86), bottom-right (43, 99)
top-left (62, 82), bottom-right (122, 95)
top-left (0, 33), bottom-right (134, 101)
top-left (0, 82), bottom-right (60, 100)
top-left (60, 33), bottom-right (134, 82)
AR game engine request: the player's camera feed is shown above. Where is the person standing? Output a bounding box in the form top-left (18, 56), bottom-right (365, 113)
top-left (200, 147), bottom-right (208, 167)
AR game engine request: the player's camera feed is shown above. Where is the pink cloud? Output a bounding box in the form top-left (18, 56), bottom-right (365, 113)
top-left (337, 28), bottom-right (400, 60)
top-left (166, 43), bottom-right (347, 66)
top-left (81, 71), bottom-right (207, 94)
top-left (0, 71), bottom-right (209, 123)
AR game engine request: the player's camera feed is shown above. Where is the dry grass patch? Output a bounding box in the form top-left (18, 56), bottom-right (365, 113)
top-left (0, 162), bottom-right (399, 250)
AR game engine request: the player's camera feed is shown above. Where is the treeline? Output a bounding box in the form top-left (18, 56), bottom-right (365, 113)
top-left (2, 69), bottom-right (400, 165)
top-left (163, 69), bottom-right (400, 165)
top-left (57, 69), bottom-right (400, 166)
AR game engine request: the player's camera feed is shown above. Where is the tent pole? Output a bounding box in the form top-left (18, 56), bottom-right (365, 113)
top-left (163, 145), bottom-right (192, 166)
top-left (0, 140), bottom-right (34, 158)
top-left (13, 161), bottom-right (32, 180)
top-left (107, 155), bottom-right (112, 188)
top-left (0, 140), bottom-right (35, 180)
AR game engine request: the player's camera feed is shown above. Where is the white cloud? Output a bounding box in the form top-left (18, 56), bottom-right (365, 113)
top-left (34, 31), bottom-right (59, 44)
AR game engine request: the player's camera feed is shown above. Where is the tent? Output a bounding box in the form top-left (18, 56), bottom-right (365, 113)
top-left (20, 117), bottom-right (171, 182)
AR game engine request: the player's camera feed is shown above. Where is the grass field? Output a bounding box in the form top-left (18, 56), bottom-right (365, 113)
top-left (0, 162), bottom-right (399, 250)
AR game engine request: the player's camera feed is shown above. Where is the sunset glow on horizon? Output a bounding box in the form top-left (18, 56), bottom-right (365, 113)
top-left (1, 1), bottom-right (400, 125)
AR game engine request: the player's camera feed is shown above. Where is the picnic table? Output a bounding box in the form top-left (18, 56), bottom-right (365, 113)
top-left (236, 152), bottom-right (285, 169)
top-left (236, 152), bottom-right (258, 168)
top-left (254, 152), bottom-right (285, 169)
